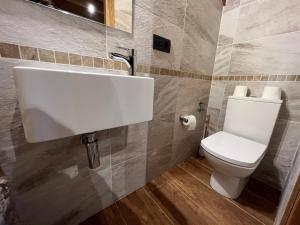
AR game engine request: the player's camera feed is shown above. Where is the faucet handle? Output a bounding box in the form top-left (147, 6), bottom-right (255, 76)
top-left (117, 47), bottom-right (136, 56)
top-left (117, 46), bottom-right (131, 51)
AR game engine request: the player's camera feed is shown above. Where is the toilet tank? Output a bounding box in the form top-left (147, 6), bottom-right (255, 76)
top-left (223, 96), bottom-right (282, 145)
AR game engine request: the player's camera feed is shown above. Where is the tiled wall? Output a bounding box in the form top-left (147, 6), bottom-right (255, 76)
top-left (0, 0), bottom-right (222, 224)
top-left (208, 0), bottom-right (300, 190)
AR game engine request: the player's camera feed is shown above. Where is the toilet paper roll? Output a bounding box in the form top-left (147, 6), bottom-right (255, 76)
top-left (181, 115), bottom-right (197, 131)
top-left (233, 86), bottom-right (248, 97)
top-left (262, 86), bottom-right (281, 100)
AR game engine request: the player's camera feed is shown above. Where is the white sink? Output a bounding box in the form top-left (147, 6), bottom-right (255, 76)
top-left (13, 66), bottom-right (154, 143)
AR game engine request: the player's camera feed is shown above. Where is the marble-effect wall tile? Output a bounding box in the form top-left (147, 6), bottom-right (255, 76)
top-left (15, 167), bottom-right (112, 225)
top-left (217, 5), bottom-right (240, 46)
top-left (171, 79), bottom-right (211, 166)
top-left (253, 120), bottom-right (300, 189)
top-left (274, 144), bottom-right (300, 225)
top-left (229, 32), bottom-right (300, 75)
top-left (112, 154), bottom-right (147, 200)
top-left (136, 0), bottom-right (186, 28)
top-left (181, 0), bottom-right (222, 74)
top-left (151, 15), bottom-right (184, 70)
top-left (110, 123), bottom-right (148, 166)
top-left (236, 0), bottom-right (300, 42)
top-left (213, 45), bottom-right (233, 75)
top-left (0, 0), bottom-right (107, 58)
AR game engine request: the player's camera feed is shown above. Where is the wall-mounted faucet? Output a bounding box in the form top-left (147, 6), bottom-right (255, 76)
top-left (109, 47), bottom-right (136, 76)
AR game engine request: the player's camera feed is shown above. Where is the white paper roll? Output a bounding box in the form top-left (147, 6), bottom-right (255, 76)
top-left (262, 86), bottom-right (281, 100)
top-left (233, 86), bottom-right (248, 97)
top-left (182, 115), bottom-right (197, 131)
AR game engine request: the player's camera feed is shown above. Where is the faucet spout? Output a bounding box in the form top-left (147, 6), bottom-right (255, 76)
top-left (109, 53), bottom-right (131, 70)
top-left (109, 48), bottom-right (136, 76)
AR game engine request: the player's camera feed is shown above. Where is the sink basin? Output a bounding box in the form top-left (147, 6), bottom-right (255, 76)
top-left (13, 66), bottom-right (154, 143)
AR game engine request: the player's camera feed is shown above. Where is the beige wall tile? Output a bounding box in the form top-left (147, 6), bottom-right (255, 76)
top-left (180, 0), bottom-right (222, 74)
top-left (146, 144), bottom-right (172, 181)
top-left (217, 5), bottom-right (240, 45)
top-left (150, 13), bottom-right (184, 70)
top-left (0, 0), bottom-right (106, 58)
top-left (229, 32), bottom-right (300, 75)
top-left (236, 0), bottom-right (300, 42)
top-left (213, 45), bottom-right (233, 75)
top-left (136, 0), bottom-right (187, 28)
top-left (255, 120), bottom-right (300, 189)
top-left (112, 154), bottom-right (147, 200)
top-left (110, 123), bottom-right (148, 166)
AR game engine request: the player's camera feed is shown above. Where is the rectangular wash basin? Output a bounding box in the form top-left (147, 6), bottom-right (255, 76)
top-left (13, 66), bottom-right (154, 143)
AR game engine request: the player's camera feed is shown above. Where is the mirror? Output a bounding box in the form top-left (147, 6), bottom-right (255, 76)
top-left (27, 0), bottom-right (133, 33)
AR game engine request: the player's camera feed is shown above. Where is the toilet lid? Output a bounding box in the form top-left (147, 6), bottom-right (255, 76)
top-left (201, 131), bottom-right (267, 168)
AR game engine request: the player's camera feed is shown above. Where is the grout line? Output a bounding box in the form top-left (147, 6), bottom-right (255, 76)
top-left (17, 45), bottom-right (22, 60)
top-left (143, 187), bottom-right (175, 225)
top-left (36, 47), bottom-right (41, 62)
top-left (67, 52), bottom-right (70, 65)
top-left (178, 164), bottom-right (266, 225)
top-left (53, 50), bottom-right (57, 64)
top-left (182, 0), bottom-right (189, 32)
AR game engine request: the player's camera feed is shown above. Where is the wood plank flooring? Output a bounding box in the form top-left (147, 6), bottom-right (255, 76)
top-left (81, 157), bottom-right (279, 225)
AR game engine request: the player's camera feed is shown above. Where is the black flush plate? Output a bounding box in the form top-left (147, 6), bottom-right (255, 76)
top-left (153, 34), bottom-right (171, 53)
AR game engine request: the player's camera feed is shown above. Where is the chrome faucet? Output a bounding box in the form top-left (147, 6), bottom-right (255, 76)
top-left (109, 47), bottom-right (136, 76)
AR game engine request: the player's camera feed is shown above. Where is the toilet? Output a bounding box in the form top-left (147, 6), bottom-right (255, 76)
top-left (201, 96), bottom-right (282, 199)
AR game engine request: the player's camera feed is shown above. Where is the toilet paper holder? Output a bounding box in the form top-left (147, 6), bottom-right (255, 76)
top-left (198, 102), bottom-right (205, 112)
top-left (179, 115), bottom-right (189, 123)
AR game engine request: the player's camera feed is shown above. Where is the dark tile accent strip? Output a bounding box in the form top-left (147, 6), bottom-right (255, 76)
top-left (261, 75), bottom-right (268, 81)
top-left (121, 62), bottom-right (128, 71)
top-left (103, 59), bottom-right (114, 69)
top-left (0, 42), bottom-right (299, 81)
top-left (286, 75), bottom-right (297, 81)
top-left (0, 43), bottom-right (20, 59)
top-left (94, 57), bottom-right (104, 68)
top-left (20, 46), bottom-right (39, 61)
top-left (82, 56), bottom-right (93, 67)
top-left (113, 61), bottom-right (122, 70)
top-left (38, 48), bottom-right (55, 63)
top-left (55, 51), bottom-right (69, 64)
top-left (212, 75), bottom-right (300, 82)
top-left (69, 53), bottom-right (82, 66)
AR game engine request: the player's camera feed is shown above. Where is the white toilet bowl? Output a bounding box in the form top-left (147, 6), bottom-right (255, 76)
top-left (201, 131), bottom-right (267, 199)
top-left (203, 150), bottom-right (262, 198)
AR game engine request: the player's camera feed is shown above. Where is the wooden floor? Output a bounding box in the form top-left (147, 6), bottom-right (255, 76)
top-left (81, 157), bottom-right (280, 225)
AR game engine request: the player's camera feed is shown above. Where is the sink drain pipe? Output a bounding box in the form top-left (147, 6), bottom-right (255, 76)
top-left (81, 132), bottom-right (101, 169)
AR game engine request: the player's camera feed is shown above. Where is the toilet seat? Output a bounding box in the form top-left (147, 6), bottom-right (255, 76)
top-left (201, 131), bottom-right (267, 168)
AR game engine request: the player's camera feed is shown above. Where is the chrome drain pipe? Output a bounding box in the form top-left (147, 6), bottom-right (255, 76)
top-left (81, 132), bottom-right (101, 169)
